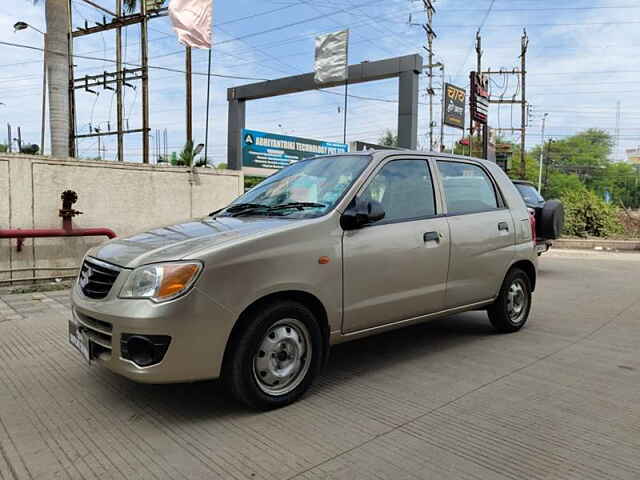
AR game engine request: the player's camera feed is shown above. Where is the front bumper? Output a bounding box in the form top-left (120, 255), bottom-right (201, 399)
top-left (70, 280), bottom-right (236, 384)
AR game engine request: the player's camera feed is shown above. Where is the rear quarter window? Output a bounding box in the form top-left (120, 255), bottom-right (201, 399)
top-left (437, 161), bottom-right (500, 215)
top-left (515, 184), bottom-right (545, 204)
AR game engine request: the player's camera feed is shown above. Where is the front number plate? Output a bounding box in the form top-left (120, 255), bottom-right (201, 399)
top-left (69, 319), bottom-right (91, 364)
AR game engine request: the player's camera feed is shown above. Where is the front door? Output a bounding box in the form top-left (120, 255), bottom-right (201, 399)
top-left (342, 158), bottom-right (450, 333)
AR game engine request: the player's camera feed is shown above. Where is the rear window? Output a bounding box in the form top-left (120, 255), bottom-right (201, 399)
top-left (437, 161), bottom-right (500, 215)
top-left (515, 184), bottom-right (545, 204)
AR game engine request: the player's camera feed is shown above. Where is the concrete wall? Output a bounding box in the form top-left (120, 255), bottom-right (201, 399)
top-left (0, 154), bottom-right (243, 282)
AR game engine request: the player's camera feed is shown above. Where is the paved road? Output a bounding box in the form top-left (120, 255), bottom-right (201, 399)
top-left (0, 250), bottom-right (639, 479)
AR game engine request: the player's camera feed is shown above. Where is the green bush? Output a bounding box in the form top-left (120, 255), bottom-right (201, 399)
top-left (560, 188), bottom-right (623, 238)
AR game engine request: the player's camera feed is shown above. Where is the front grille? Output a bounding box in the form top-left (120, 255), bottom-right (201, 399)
top-left (79, 257), bottom-right (121, 299)
top-left (75, 310), bottom-right (113, 360)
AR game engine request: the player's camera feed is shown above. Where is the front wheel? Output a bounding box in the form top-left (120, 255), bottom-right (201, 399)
top-left (488, 268), bottom-right (532, 333)
top-left (223, 301), bottom-right (323, 410)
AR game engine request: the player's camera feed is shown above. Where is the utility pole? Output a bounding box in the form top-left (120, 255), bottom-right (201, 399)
top-left (204, 48), bottom-right (213, 164)
top-left (543, 138), bottom-right (553, 192)
top-left (424, 0), bottom-right (436, 150)
top-left (67, 0), bottom-right (76, 157)
top-left (141, 1), bottom-right (150, 163)
top-left (116, 0), bottom-right (124, 161)
top-left (164, 128), bottom-right (168, 161)
top-left (537, 113), bottom-right (548, 192)
top-left (475, 31), bottom-right (488, 159)
top-left (520, 30), bottom-right (528, 179)
top-left (186, 46), bottom-right (193, 147)
top-left (481, 30), bottom-right (528, 174)
top-left (439, 64), bottom-right (445, 151)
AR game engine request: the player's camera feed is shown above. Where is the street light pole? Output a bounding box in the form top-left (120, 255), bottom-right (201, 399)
top-left (40, 33), bottom-right (47, 155)
top-left (439, 64), bottom-right (445, 151)
top-left (14, 22), bottom-right (46, 155)
top-left (537, 113), bottom-right (548, 192)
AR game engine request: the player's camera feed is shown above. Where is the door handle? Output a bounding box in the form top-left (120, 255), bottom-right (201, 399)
top-left (423, 231), bottom-right (440, 243)
top-left (498, 221), bottom-right (509, 232)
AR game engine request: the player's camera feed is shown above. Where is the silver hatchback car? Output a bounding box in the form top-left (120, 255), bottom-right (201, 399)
top-left (70, 151), bottom-right (537, 409)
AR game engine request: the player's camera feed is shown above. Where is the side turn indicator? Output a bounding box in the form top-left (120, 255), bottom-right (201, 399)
top-left (318, 256), bottom-right (330, 265)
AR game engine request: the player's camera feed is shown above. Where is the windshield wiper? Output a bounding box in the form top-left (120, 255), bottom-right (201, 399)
top-left (214, 203), bottom-right (269, 216)
top-left (226, 203), bottom-right (267, 212)
top-left (266, 202), bottom-right (326, 211)
top-left (231, 202), bottom-right (326, 217)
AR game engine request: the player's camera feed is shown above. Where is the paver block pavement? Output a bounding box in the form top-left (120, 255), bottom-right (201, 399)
top-left (0, 251), bottom-right (639, 479)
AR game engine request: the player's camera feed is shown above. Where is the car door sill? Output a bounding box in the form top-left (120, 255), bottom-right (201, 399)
top-left (332, 299), bottom-right (495, 345)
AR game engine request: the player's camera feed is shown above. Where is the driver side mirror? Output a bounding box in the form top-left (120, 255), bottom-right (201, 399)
top-left (340, 199), bottom-right (386, 230)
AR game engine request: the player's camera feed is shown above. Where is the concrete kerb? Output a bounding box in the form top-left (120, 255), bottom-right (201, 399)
top-left (553, 238), bottom-right (640, 252)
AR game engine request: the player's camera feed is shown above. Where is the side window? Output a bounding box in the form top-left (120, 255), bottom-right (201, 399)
top-left (437, 161), bottom-right (499, 215)
top-left (360, 159), bottom-right (436, 223)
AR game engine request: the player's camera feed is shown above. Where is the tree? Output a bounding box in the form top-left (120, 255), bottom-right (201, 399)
top-left (20, 144), bottom-right (40, 155)
top-left (594, 162), bottom-right (640, 209)
top-left (28, 0), bottom-right (71, 157)
top-left (123, 1), bottom-right (167, 13)
top-left (177, 140), bottom-right (197, 166)
top-left (378, 130), bottom-right (398, 147)
top-left (124, 0), bottom-right (140, 12)
top-left (535, 129), bottom-right (613, 174)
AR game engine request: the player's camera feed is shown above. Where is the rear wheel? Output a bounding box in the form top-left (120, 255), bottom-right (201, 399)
top-left (488, 268), bottom-right (532, 333)
top-left (223, 300), bottom-right (323, 410)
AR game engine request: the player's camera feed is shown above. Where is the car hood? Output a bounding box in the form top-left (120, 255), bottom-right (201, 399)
top-left (87, 216), bottom-right (297, 268)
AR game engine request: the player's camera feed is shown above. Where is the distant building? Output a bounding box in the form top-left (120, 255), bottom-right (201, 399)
top-left (626, 147), bottom-right (640, 164)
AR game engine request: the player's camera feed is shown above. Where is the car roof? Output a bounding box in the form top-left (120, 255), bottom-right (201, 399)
top-left (512, 180), bottom-right (536, 187)
top-left (367, 148), bottom-right (497, 166)
top-left (324, 149), bottom-right (507, 174)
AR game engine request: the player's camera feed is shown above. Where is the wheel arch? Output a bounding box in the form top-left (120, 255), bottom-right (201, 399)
top-left (510, 259), bottom-right (537, 291)
top-left (222, 290), bottom-right (331, 374)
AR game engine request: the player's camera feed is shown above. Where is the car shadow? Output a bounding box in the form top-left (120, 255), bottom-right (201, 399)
top-left (95, 311), bottom-right (495, 418)
top-left (323, 311), bottom-right (494, 378)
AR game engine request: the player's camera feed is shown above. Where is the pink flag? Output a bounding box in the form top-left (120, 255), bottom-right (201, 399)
top-left (168, 0), bottom-right (213, 49)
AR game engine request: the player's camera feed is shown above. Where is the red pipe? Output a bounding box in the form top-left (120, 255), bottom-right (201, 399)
top-left (0, 227), bottom-right (116, 252)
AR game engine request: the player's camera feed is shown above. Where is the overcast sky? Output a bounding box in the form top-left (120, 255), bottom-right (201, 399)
top-left (0, 0), bottom-right (638, 163)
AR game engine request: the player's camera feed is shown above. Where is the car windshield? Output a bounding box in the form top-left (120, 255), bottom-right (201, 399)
top-left (219, 155), bottom-right (370, 218)
top-left (515, 183), bottom-right (545, 204)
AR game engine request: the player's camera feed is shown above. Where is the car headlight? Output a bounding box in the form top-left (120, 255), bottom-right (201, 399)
top-left (119, 262), bottom-right (203, 302)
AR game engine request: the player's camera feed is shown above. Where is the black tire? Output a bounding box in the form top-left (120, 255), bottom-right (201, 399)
top-left (540, 199), bottom-right (564, 239)
top-left (223, 300), bottom-right (323, 410)
top-left (488, 268), bottom-right (532, 333)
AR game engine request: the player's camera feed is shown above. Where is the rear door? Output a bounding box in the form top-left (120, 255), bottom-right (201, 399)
top-left (436, 160), bottom-right (515, 308)
top-left (342, 157), bottom-right (450, 333)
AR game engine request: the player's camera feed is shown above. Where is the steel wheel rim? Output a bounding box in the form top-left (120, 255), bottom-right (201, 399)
top-left (253, 318), bottom-right (312, 396)
top-left (507, 279), bottom-right (528, 324)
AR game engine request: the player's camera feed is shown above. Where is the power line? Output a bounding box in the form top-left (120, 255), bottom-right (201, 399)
top-left (0, 40), bottom-right (269, 81)
top-left (437, 21), bottom-right (640, 28)
top-left (214, 0), bottom-right (392, 46)
top-left (455, 0), bottom-right (496, 76)
top-left (421, 5), bottom-right (640, 12)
